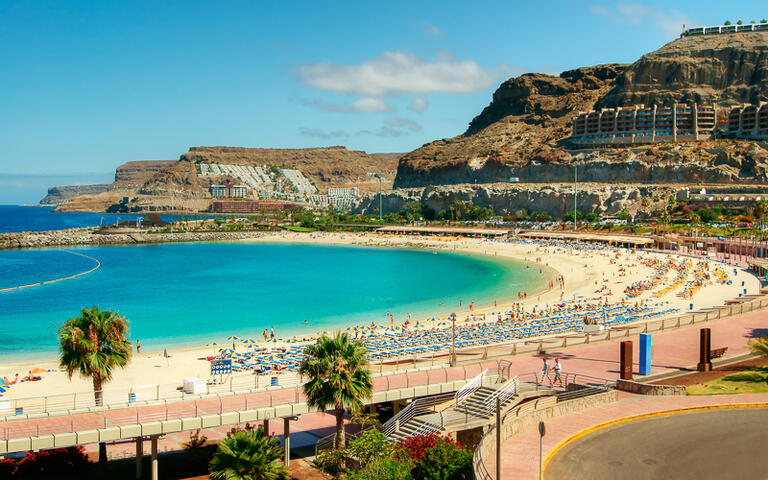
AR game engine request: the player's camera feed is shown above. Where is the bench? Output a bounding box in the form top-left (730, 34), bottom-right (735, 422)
top-left (710, 347), bottom-right (728, 359)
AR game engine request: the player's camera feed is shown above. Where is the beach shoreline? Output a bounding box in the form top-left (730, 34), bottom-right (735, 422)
top-left (0, 231), bottom-right (760, 399)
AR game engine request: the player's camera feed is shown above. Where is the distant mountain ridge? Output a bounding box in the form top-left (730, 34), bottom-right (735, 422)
top-left (50, 147), bottom-right (401, 213)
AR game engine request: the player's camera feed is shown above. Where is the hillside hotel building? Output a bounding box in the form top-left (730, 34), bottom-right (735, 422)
top-left (727, 102), bottom-right (768, 140)
top-left (567, 104), bottom-right (717, 147)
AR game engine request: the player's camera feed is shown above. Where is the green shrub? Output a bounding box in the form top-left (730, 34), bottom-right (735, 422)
top-left (411, 437), bottom-right (472, 480)
top-left (345, 456), bottom-right (414, 480)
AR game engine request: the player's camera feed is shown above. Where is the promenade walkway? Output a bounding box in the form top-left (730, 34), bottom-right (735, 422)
top-left (503, 307), bottom-right (767, 380)
top-left (478, 307), bottom-right (768, 479)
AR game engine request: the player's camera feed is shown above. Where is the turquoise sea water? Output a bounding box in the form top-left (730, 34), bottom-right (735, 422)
top-left (0, 243), bottom-right (545, 361)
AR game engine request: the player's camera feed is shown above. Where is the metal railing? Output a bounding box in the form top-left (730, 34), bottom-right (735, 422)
top-left (381, 392), bottom-right (454, 438)
top-left (475, 377), bottom-right (519, 418)
top-left (472, 376), bottom-right (614, 480)
top-left (454, 369), bottom-right (487, 407)
top-left (0, 362), bottom-right (491, 422)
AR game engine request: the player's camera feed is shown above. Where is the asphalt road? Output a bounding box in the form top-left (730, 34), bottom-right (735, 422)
top-left (546, 407), bottom-right (768, 480)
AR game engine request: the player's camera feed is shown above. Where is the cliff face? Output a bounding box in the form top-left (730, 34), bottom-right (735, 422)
top-left (394, 31), bottom-right (768, 189)
top-left (356, 183), bottom-right (678, 218)
top-left (180, 146), bottom-right (400, 192)
top-left (55, 147), bottom-right (402, 213)
top-left (39, 184), bottom-right (110, 205)
top-left (598, 31), bottom-right (768, 108)
top-left (113, 161), bottom-right (177, 188)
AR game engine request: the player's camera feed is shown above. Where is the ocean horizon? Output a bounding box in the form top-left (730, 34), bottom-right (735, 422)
top-left (0, 204), bottom-right (207, 233)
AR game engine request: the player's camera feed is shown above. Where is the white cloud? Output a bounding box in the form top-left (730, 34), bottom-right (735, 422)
top-left (422, 22), bottom-right (442, 37)
top-left (357, 117), bottom-right (422, 138)
top-left (297, 51), bottom-right (504, 96)
top-left (307, 97), bottom-right (393, 113)
top-left (385, 117), bottom-right (421, 132)
top-left (299, 128), bottom-right (349, 139)
top-left (408, 98), bottom-right (428, 113)
top-left (589, 3), bottom-right (693, 37)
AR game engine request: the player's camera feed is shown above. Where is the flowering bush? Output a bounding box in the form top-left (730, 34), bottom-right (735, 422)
top-left (14, 446), bottom-right (91, 478)
top-left (396, 434), bottom-right (462, 461)
top-left (0, 458), bottom-right (16, 480)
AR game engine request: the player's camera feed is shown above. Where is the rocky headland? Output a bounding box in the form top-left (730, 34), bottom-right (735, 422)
top-left (40, 184), bottom-right (111, 205)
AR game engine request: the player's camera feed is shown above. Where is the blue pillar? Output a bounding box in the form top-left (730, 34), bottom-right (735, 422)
top-left (639, 333), bottom-right (652, 375)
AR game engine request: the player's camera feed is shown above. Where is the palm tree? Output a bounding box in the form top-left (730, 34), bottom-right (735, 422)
top-left (58, 306), bottom-right (132, 463)
top-left (749, 337), bottom-right (768, 357)
top-left (299, 333), bottom-right (372, 451)
top-left (209, 427), bottom-right (289, 480)
top-left (748, 338), bottom-right (768, 384)
top-left (58, 306), bottom-right (132, 404)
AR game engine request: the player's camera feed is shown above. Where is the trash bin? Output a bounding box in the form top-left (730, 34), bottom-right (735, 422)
top-left (15, 407), bottom-right (23, 416)
top-left (128, 393), bottom-right (136, 403)
top-left (270, 376), bottom-right (278, 386)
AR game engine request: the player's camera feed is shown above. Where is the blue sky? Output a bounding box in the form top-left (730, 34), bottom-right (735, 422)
top-left (1, 0), bottom-right (765, 188)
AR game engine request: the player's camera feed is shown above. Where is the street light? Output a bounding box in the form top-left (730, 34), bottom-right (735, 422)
top-left (573, 165), bottom-right (578, 231)
top-left (450, 312), bottom-right (457, 367)
top-left (367, 172), bottom-right (383, 221)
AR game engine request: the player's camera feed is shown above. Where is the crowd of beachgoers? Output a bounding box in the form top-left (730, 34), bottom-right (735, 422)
top-left (0, 232), bottom-right (759, 398)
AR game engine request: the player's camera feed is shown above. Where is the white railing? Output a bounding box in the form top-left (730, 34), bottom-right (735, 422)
top-left (476, 377), bottom-right (519, 418)
top-left (381, 392), bottom-right (453, 438)
top-left (454, 369), bottom-right (487, 407)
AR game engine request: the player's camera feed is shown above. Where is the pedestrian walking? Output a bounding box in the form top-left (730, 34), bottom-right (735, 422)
top-left (554, 358), bottom-right (563, 387)
top-left (540, 357), bottom-right (549, 384)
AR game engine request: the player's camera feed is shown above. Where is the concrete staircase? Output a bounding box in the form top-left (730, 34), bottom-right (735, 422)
top-left (384, 374), bottom-right (553, 442)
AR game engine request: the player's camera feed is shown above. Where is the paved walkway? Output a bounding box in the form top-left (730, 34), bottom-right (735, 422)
top-left (502, 307), bottom-right (768, 381)
top-left (486, 392), bottom-right (768, 479)
top-left (475, 307), bottom-right (768, 478)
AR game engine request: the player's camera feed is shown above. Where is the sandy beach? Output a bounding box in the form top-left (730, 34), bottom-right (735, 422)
top-left (0, 231), bottom-right (759, 400)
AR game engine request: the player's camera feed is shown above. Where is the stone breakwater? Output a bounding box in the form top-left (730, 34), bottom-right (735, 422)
top-left (0, 228), bottom-right (267, 250)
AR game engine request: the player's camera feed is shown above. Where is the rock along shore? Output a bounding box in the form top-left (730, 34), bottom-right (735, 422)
top-left (0, 228), bottom-right (268, 250)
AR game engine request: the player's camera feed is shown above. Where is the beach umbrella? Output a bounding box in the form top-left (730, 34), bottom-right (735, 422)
top-left (219, 348), bottom-right (235, 356)
top-left (205, 341), bottom-right (219, 347)
top-left (241, 339), bottom-right (257, 345)
top-left (226, 336), bottom-right (241, 341)
top-left (0, 385), bottom-right (9, 393)
top-left (30, 368), bottom-right (46, 374)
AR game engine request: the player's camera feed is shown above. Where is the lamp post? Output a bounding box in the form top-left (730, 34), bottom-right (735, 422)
top-left (367, 172), bottom-right (383, 221)
top-left (573, 165), bottom-right (578, 231)
top-left (450, 312), bottom-right (457, 367)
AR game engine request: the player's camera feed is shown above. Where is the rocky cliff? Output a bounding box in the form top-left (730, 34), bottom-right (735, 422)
top-left (356, 183), bottom-right (679, 218)
top-left (39, 184), bottom-right (110, 205)
top-left (180, 146), bottom-right (400, 192)
top-left (55, 147), bottom-right (402, 213)
top-left (598, 31), bottom-right (768, 108)
top-left (394, 31), bottom-right (768, 189)
top-left (113, 160), bottom-right (177, 188)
